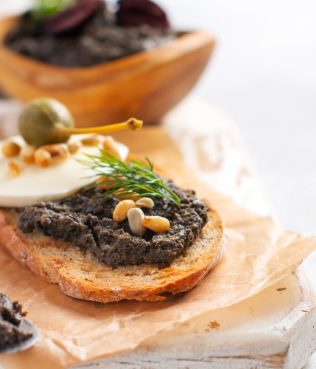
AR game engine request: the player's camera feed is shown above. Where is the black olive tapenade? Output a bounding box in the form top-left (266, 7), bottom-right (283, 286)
top-left (0, 293), bottom-right (33, 351)
top-left (18, 182), bottom-right (209, 268)
top-left (5, 5), bottom-right (176, 68)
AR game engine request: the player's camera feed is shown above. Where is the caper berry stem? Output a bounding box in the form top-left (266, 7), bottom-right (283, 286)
top-left (56, 118), bottom-right (143, 135)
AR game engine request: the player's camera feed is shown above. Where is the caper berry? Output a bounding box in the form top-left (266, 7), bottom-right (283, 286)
top-left (18, 98), bottom-right (143, 147)
top-left (18, 98), bottom-right (74, 147)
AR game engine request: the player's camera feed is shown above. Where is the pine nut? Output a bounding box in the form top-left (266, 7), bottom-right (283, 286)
top-left (7, 161), bottom-right (21, 177)
top-left (117, 192), bottom-right (140, 201)
top-left (81, 135), bottom-right (102, 146)
top-left (113, 200), bottom-right (136, 222)
top-left (136, 197), bottom-right (155, 209)
top-left (68, 141), bottom-right (82, 154)
top-left (20, 145), bottom-right (36, 164)
top-left (41, 144), bottom-right (69, 160)
top-left (2, 141), bottom-right (21, 157)
top-left (102, 136), bottom-right (121, 158)
top-left (96, 176), bottom-right (116, 190)
top-left (143, 216), bottom-right (170, 233)
top-left (34, 148), bottom-right (52, 167)
top-left (127, 208), bottom-right (146, 236)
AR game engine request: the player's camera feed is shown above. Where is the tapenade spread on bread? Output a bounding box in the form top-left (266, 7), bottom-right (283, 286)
top-left (19, 182), bottom-right (208, 268)
top-left (0, 98), bottom-right (224, 303)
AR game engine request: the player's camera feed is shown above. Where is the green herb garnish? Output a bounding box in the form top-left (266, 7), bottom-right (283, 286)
top-left (32, 0), bottom-right (74, 20)
top-left (81, 150), bottom-right (181, 204)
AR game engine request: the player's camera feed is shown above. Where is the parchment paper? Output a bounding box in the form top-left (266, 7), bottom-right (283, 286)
top-left (0, 128), bottom-right (315, 369)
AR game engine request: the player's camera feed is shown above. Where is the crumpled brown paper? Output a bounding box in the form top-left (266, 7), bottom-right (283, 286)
top-left (1, 128), bottom-right (316, 369)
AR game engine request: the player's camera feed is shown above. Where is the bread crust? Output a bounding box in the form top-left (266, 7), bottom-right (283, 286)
top-left (0, 208), bottom-right (223, 303)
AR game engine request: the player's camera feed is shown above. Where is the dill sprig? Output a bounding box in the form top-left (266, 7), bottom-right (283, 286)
top-left (81, 150), bottom-right (181, 204)
top-left (32, 0), bottom-right (74, 20)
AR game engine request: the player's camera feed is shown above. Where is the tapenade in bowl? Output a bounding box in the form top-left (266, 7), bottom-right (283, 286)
top-left (0, 0), bottom-right (215, 126)
top-left (0, 99), bottom-right (223, 303)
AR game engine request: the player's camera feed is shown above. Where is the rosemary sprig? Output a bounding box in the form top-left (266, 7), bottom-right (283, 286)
top-left (32, 0), bottom-right (74, 20)
top-left (81, 150), bottom-right (181, 204)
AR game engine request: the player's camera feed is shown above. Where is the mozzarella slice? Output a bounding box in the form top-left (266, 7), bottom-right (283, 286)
top-left (0, 135), bottom-right (129, 207)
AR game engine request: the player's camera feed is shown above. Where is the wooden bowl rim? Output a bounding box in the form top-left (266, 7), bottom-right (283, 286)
top-left (0, 16), bottom-right (215, 78)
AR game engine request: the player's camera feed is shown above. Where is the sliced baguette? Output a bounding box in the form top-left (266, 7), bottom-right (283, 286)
top-left (0, 208), bottom-right (223, 303)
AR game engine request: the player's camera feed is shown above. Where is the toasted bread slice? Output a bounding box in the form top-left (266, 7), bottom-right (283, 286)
top-left (0, 208), bottom-right (223, 303)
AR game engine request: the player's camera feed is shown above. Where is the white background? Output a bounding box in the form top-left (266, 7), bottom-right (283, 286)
top-left (1, 0), bottom-right (316, 235)
top-left (159, 0), bottom-right (316, 236)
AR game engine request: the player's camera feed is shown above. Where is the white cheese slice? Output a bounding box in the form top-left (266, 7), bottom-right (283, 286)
top-left (0, 135), bottom-right (129, 208)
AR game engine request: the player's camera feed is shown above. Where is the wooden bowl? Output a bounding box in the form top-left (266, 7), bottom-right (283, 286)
top-left (0, 17), bottom-right (215, 127)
